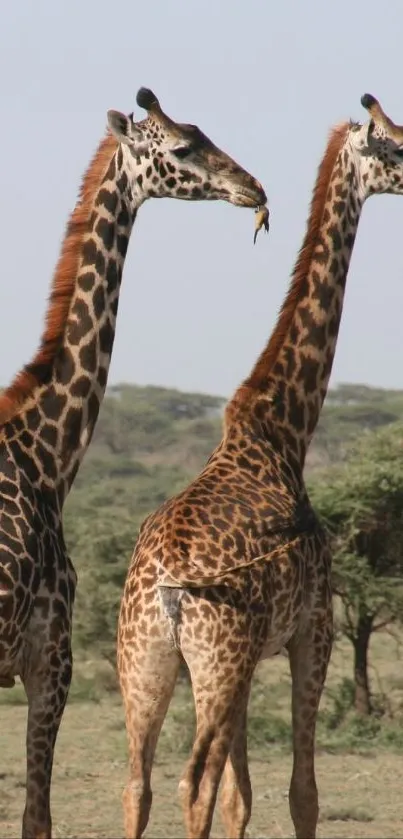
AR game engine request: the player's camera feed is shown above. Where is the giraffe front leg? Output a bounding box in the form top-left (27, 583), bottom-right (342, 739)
top-left (21, 625), bottom-right (73, 838)
top-left (287, 606), bottom-right (333, 839)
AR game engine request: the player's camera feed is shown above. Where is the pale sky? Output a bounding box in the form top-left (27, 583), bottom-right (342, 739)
top-left (1, 0), bottom-right (403, 399)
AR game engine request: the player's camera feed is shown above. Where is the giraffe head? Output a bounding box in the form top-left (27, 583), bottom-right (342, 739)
top-left (349, 94), bottom-right (403, 198)
top-left (107, 87), bottom-right (266, 208)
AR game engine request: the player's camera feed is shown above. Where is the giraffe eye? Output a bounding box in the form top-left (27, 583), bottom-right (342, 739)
top-left (172, 146), bottom-right (192, 159)
top-left (395, 148), bottom-right (403, 158)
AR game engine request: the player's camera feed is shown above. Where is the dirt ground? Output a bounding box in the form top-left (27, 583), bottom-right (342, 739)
top-left (1, 696), bottom-right (403, 839)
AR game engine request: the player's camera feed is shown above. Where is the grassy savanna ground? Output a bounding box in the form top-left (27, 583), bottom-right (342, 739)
top-left (1, 633), bottom-right (403, 838)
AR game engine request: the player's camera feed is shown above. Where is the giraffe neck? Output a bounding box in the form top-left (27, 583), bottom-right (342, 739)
top-left (3, 138), bottom-right (141, 504)
top-left (226, 123), bottom-right (363, 469)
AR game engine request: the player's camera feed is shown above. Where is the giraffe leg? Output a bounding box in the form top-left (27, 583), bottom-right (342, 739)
top-left (287, 611), bottom-right (333, 839)
top-left (120, 640), bottom-right (180, 839)
top-left (219, 694), bottom-right (251, 839)
top-left (21, 645), bottom-right (72, 839)
top-left (178, 656), bottom-right (254, 839)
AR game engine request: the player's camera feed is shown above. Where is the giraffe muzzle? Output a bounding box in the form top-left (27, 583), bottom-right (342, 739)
top-left (232, 184), bottom-right (267, 208)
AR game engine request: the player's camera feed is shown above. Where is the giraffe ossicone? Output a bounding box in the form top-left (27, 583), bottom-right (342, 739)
top-left (0, 86), bottom-right (266, 839)
top-left (117, 93), bottom-right (403, 839)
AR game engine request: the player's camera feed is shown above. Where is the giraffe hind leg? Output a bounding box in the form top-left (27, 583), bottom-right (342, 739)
top-left (179, 648), bottom-right (255, 839)
top-left (119, 638), bottom-right (181, 839)
top-left (219, 692), bottom-right (252, 839)
top-left (287, 607), bottom-right (333, 839)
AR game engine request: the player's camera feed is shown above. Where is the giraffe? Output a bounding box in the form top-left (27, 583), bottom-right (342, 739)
top-left (0, 86), bottom-right (266, 839)
top-left (117, 93), bottom-right (403, 839)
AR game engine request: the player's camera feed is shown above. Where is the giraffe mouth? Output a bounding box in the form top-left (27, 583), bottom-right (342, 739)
top-left (232, 184), bottom-right (267, 209)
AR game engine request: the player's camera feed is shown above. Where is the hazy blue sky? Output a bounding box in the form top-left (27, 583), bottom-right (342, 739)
top-left (1, 0), bottom-right (403, 398)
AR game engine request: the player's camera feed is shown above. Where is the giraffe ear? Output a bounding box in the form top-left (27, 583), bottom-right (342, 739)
top-left (107, 110), bottom-right (135, 144)
top-left (107, 110), bottom-right (151, 155)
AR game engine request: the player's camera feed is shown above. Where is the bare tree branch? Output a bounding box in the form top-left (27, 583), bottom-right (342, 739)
top-left (373, 619), bottom-right (393, 632)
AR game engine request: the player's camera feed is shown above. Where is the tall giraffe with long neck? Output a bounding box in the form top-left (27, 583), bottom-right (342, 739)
top-left (117, 94), bottom-right (403, 839)
top-left (0, 86), bottom-right (266, 839)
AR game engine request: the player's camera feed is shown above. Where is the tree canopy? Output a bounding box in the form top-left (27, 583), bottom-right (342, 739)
top-left (309, 423), bottom-right (403, 713)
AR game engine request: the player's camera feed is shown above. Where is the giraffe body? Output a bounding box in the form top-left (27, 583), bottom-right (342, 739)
top-left (118, 94), bottom-right (403, 839)
top-left (0, 86), bottom-right (265, 839)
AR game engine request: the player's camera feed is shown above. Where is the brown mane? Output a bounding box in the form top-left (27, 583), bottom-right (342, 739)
top-left (228, 122), bottom-right (350, 416)
top-left (0, 132), bottom-right (118, 427)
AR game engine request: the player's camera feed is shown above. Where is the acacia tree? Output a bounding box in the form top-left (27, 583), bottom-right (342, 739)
top-left (309, 423), bottom-right (403, 715)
